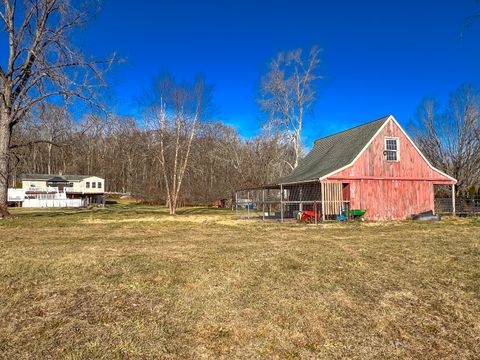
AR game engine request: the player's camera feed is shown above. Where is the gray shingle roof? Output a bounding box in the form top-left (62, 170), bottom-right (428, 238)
top-left (22, 174), bottom-right (96, 181)
top-left (46, 176), bottom-right (69, 183)
top-left (276, 115), bottom-right (390, 184)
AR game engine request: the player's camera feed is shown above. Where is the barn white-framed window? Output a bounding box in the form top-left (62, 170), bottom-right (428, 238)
top-left (86, 182), bottom-right (90, 188)
top-left (384, 137), bottom-right (399, 162)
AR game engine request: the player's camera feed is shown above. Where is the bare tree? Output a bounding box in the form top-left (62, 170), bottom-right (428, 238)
top-left (145, 76), bottom-right (208, 215)
top-left (258, 46), bottom-right (322, 169)
top-left (34, 104), bottom-right (73, 174)
top-left (0, 0), bottom-right (113, 217)
top-left (412, 84), bottom-right (480, 190)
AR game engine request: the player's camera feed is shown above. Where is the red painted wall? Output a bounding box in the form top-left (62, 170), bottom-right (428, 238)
top-left (344, 179), bottom-right (433, 220)
top-left (327, 118), bottom-right (454, 220)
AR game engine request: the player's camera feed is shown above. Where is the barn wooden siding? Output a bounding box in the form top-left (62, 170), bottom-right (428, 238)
top-left (321, 181), bottom-right (344, 216)
top-left (327, 119), bottom-right (453, 220)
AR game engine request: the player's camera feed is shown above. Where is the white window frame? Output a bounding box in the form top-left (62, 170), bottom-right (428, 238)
top-left (384, 137), bottom-right (400, 162)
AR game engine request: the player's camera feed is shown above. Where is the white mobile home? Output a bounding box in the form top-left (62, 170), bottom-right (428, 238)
top-left (8, 174), bottom-right (105, 208)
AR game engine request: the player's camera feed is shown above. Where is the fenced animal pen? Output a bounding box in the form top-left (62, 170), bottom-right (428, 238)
top-left (435, 196), bottom-right (480, 216)
top-left (235, 181), bottom-right (350, 223)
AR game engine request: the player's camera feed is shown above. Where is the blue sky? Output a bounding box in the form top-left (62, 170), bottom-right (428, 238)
top-left (77, 0), bottom-right (480, 146)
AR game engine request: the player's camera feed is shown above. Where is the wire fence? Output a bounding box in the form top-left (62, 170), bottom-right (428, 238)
top-left (235, 182), bottom-right (350, 222)
top-left (435, 197), bottom-right (480, 216)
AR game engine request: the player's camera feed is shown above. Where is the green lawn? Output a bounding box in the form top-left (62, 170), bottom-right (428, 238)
top-left (1, 206), bottom-right (479, 359)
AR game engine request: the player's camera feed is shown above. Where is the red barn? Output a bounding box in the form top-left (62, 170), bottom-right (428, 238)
top-left (240, 115), bottom-right (457, 221)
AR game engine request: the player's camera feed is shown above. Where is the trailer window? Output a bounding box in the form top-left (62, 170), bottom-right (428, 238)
top-left (384, 137), bottom-right (399, 162)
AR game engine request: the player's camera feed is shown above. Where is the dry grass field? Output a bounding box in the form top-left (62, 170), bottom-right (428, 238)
top-left (0, 205), bottom-right (479, 359)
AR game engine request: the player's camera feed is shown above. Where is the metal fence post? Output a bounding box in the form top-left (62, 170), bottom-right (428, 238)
top-left (299, 186), bottom-right (303, 213)
top-left (268, 188), bottom-right (272, 217)
top-left (280, 184), bottom-right (284, 223)
top-left (262, 189), bottom-right (265, 221)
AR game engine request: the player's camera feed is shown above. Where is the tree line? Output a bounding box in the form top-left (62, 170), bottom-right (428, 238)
top-left (9, 100), bottom-right (295, 207)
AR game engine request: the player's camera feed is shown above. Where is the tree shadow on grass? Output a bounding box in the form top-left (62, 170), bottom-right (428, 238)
top-left (8, 205), bottom-right (231, 220)
top-left (13, 209), bottom-right (93, 218)
top-left (176, 207), bottom-right (231, 215)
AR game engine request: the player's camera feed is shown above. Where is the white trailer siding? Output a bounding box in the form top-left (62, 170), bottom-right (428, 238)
top-left (22, 198), bottom-right (86, 208)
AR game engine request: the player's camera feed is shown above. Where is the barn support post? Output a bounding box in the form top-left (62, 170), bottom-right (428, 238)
top-left (280, 184), bottom-right (284, 223)
top-left (321, 181), bottom-right (326, 222)
top-left (247, 191), bottom-right (250, 219)
top-left (314, 201), bottom-right (318, 225)
top-left (262, 189), bottom-right (265, 221)
top-left (452, 184), bottom-right (456, 216)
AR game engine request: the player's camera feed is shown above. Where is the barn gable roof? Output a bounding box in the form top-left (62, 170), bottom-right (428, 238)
top-left (276, 114), bottom-right (457, 185)
top-left (277, 115), bottom-right (390, 184)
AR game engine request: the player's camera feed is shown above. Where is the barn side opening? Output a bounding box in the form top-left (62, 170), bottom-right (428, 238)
top-left (234, 181), bottom-right (351, 222)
